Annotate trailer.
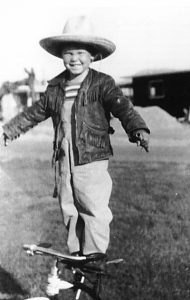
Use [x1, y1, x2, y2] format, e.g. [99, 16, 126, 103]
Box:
[118, 70, 190, 121]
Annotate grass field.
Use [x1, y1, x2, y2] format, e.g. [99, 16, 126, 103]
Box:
[0, 116, 190, 300]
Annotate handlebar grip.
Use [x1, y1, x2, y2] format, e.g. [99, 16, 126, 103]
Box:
[23, 244, 37, 251]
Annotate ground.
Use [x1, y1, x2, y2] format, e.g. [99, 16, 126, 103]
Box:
[0, 107, 190, 300]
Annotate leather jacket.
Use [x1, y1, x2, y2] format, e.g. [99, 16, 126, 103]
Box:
[3, 68, 150, 165]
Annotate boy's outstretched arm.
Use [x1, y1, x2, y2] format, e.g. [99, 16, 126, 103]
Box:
[111, 97, 150, 152]
[1, 91, 50, 143]
[103, 76, 150, 152]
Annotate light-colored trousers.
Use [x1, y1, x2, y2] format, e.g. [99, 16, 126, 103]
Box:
[58, 138, 113, 255]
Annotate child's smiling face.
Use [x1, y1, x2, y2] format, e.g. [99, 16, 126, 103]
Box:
[62, 45, 94, 78]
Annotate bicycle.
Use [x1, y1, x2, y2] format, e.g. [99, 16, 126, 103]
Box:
[23, 243, 124, 300]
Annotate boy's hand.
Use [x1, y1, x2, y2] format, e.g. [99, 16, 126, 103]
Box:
[0, 133, 10, 147]
[129, 129, 150, 152]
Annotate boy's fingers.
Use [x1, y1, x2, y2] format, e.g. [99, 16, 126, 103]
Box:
[136, 138, 149, 152]
[140, 139, 149, 152]
[0, 136, 5, 146]
[0, 133, 10, 147]
[4, 138, 8, 146]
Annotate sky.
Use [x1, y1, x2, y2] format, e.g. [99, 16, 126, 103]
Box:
[0, 0, 190, 84]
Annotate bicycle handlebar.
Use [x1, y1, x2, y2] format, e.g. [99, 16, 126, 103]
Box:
[23, 244, 124, 266]
[23, 244, 87, 261]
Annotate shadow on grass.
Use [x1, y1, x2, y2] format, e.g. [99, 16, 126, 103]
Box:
[0, 266, 28, 300]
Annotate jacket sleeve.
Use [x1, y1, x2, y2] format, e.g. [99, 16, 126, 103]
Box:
[102, 76, 150, 135]
[2, 90, 51, 140]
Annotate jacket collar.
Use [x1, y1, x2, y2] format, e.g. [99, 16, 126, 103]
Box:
[47, 68, 95, 88]
[47, 70, 67, 86]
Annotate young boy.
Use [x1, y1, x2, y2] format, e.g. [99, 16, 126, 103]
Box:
[1, 16, 150, 260]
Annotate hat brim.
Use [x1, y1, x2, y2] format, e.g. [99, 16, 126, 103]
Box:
[39, 35, 116, 61]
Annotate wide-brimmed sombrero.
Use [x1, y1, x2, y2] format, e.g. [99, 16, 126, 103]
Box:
[39, 16, 116, 61]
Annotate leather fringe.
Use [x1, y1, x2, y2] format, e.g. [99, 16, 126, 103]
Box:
[81, 124, 106, 149]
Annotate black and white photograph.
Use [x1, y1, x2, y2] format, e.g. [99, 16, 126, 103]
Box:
[0, 0, 190, 299]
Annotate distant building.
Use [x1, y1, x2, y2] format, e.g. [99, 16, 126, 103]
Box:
[117, 70, 190, 121]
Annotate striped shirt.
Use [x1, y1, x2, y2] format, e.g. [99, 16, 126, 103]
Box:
[61, 83, 81, 134]
[64, 84, 81, 101]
